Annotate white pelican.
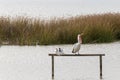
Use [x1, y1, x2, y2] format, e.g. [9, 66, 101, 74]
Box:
[72, 33, 83, 54]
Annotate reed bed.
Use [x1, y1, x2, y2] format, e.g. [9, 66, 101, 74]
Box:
[0, 13, 120, 45]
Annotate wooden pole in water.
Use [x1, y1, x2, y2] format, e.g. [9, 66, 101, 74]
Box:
[100, 55, 102, 79]
[52, 56, 54, 80]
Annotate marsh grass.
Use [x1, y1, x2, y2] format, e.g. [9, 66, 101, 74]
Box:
[0, 13, 120, 45]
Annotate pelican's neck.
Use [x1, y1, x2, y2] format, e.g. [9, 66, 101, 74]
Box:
[78, 36, 82, 43]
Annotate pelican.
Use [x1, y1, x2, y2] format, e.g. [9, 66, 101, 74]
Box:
[72, 33, 83, 54]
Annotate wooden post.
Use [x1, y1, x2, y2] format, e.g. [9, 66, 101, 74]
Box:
[52, 56, 54, 80]
[100, 55, 102, 79]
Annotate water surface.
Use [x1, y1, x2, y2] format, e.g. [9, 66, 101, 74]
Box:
[0, 42, 120, 80]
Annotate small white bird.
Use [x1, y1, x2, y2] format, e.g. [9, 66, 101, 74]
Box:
[72, 33, 83, 54]
[55, 48, 64, 54]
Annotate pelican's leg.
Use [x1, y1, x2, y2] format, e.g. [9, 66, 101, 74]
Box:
[78, 51, 79, 54]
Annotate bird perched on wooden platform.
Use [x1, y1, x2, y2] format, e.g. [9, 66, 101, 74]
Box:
[72, 33, 84, 54]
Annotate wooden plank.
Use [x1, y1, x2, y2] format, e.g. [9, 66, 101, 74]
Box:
[49, 54, 105, 56]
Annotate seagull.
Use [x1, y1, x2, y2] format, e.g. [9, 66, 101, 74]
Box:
[72, 33, 83, 54]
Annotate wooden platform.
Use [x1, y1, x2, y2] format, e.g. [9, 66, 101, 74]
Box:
[49, 53, 105, 56]
[49, 53, 105, 80]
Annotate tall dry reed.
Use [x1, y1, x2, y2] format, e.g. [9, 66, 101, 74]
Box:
[0, 13, 120, 45]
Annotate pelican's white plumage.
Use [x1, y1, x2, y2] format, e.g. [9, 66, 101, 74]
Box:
[72, 34, 83, 54]
[72, 43, 81, 53]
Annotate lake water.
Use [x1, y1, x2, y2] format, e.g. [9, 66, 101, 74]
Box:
[0, 42, 120, 80]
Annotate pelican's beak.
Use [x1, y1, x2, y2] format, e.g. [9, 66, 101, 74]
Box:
[80, 33, 84, 36]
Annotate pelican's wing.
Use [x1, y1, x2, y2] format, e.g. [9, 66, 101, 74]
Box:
[72, 43, 81, 53]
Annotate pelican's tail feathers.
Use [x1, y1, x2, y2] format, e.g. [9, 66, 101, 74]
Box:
[72, 49, 74, 53]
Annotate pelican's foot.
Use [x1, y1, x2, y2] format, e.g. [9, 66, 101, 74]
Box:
[75, 53, 78, 55]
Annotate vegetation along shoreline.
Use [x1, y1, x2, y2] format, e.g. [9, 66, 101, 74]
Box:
[0, 13, 120, 45]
